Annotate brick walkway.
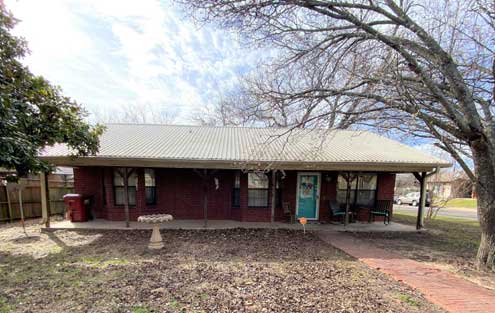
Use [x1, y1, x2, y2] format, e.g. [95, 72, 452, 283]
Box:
[317, 231, 495, 313]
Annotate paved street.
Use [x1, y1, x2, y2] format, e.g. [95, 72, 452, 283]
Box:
[394, 204, 478, 221]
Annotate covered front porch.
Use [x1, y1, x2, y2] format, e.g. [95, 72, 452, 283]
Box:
[44, 218, 418, 232]
[38, 166, 431, 231]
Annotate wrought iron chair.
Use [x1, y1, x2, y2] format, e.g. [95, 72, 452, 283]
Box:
[329, 200, 355, 223]
[368, 200, 393, 224]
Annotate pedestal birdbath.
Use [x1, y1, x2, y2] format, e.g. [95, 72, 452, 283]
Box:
[137, 214, 173, 249]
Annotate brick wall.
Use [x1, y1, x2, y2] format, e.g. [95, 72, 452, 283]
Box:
[377, 173, 396, 201]
[75, 167, 238, 221]
[73, 167, 396, 223]
[375, 172, 396, 220]
[73, 167, 104, 218]
[319, 172, 338, 220]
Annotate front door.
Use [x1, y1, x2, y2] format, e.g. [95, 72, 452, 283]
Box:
[296, 172, 321, 220]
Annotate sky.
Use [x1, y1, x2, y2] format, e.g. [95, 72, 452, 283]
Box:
[5, 0, 262, 123]
[2, 0, 464, 167]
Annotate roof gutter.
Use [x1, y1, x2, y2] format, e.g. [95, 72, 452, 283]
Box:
[39, 156, 451, 173]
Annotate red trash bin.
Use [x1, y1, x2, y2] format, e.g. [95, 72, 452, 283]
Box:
[63, 194, 88, 222]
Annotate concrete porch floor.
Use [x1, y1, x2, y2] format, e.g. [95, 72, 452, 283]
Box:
[45, 219, 418, 232]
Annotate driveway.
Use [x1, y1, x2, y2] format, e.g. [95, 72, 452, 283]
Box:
[394, 204, 478, 221]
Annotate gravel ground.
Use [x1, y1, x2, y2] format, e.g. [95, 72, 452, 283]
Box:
[0, 220, 443, 313]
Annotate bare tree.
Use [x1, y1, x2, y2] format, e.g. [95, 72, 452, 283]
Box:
[191, 88, 257, 126]
[198, 53, 380, 128]
[178, 0, 495, 269]
[91, 103, 177, 124]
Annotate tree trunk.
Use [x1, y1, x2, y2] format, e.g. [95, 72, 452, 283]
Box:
[472, 139, 495, 270]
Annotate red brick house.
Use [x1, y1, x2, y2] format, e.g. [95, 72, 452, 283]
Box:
[41, 124, 450, 224]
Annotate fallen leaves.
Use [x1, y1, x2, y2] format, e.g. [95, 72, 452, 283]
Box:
[0, 223, 443, 312]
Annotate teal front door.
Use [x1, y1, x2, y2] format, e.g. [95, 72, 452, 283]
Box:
[296, 173, 320, 220]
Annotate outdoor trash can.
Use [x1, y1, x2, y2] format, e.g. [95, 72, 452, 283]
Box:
[63, 194, 88, 222]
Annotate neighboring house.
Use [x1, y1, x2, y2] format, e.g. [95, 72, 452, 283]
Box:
[40, 124, 450, 223]
[427, 170, 473, 200]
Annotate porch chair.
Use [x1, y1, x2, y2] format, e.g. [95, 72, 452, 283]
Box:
[329, 200, 354, 224]
[368, 200, 393, 225]
[283, 202, 296, 224]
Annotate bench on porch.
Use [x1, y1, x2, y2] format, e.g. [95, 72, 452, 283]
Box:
[328, 200, 393, 224]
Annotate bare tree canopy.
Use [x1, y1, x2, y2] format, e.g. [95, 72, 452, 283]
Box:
[91, 103, 176, 125]
[177, 0, 495, 269]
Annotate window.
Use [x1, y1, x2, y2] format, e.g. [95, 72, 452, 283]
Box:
[337, 175, 357, 204]
[113, 168, 137, 206]
[337, 174, 377, 207]
[232, 171, 240, 207]
[145, 169, 156, 205]
[356, 174, 377, 206]
[248, 172, 269, 207]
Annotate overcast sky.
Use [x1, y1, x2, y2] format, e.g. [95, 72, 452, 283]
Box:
[5, 0, 262, 123]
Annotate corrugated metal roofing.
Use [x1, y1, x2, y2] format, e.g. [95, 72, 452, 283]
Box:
[42, 124, 450, 169]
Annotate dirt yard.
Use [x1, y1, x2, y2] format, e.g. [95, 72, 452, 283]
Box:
[0, 220, 442, 313]
[350, 214, 495, 291]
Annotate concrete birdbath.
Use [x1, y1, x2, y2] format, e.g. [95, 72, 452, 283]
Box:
[137, 214, 173, 249]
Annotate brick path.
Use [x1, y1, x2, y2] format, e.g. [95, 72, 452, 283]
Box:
[317, 231, 495, 313]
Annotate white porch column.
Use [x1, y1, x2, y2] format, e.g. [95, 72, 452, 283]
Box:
[413, 172, 427, 230]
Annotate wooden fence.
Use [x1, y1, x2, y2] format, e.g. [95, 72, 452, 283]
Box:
[0, 174, 74, 222]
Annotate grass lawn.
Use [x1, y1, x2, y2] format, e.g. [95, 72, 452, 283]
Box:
[0, 221, 442, 313]
[442, 198, 477, 209]
[351, 213, 495, 291]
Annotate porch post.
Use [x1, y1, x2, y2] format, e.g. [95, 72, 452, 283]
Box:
[413, 172, 427, 230]
[270, 170, 276, 223]
[344, 172, 352, 226]
[123, 167, 130, 228]
[40, 171, 51, 228]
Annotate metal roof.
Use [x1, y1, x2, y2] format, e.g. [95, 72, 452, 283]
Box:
[41, 124, 451, 172]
